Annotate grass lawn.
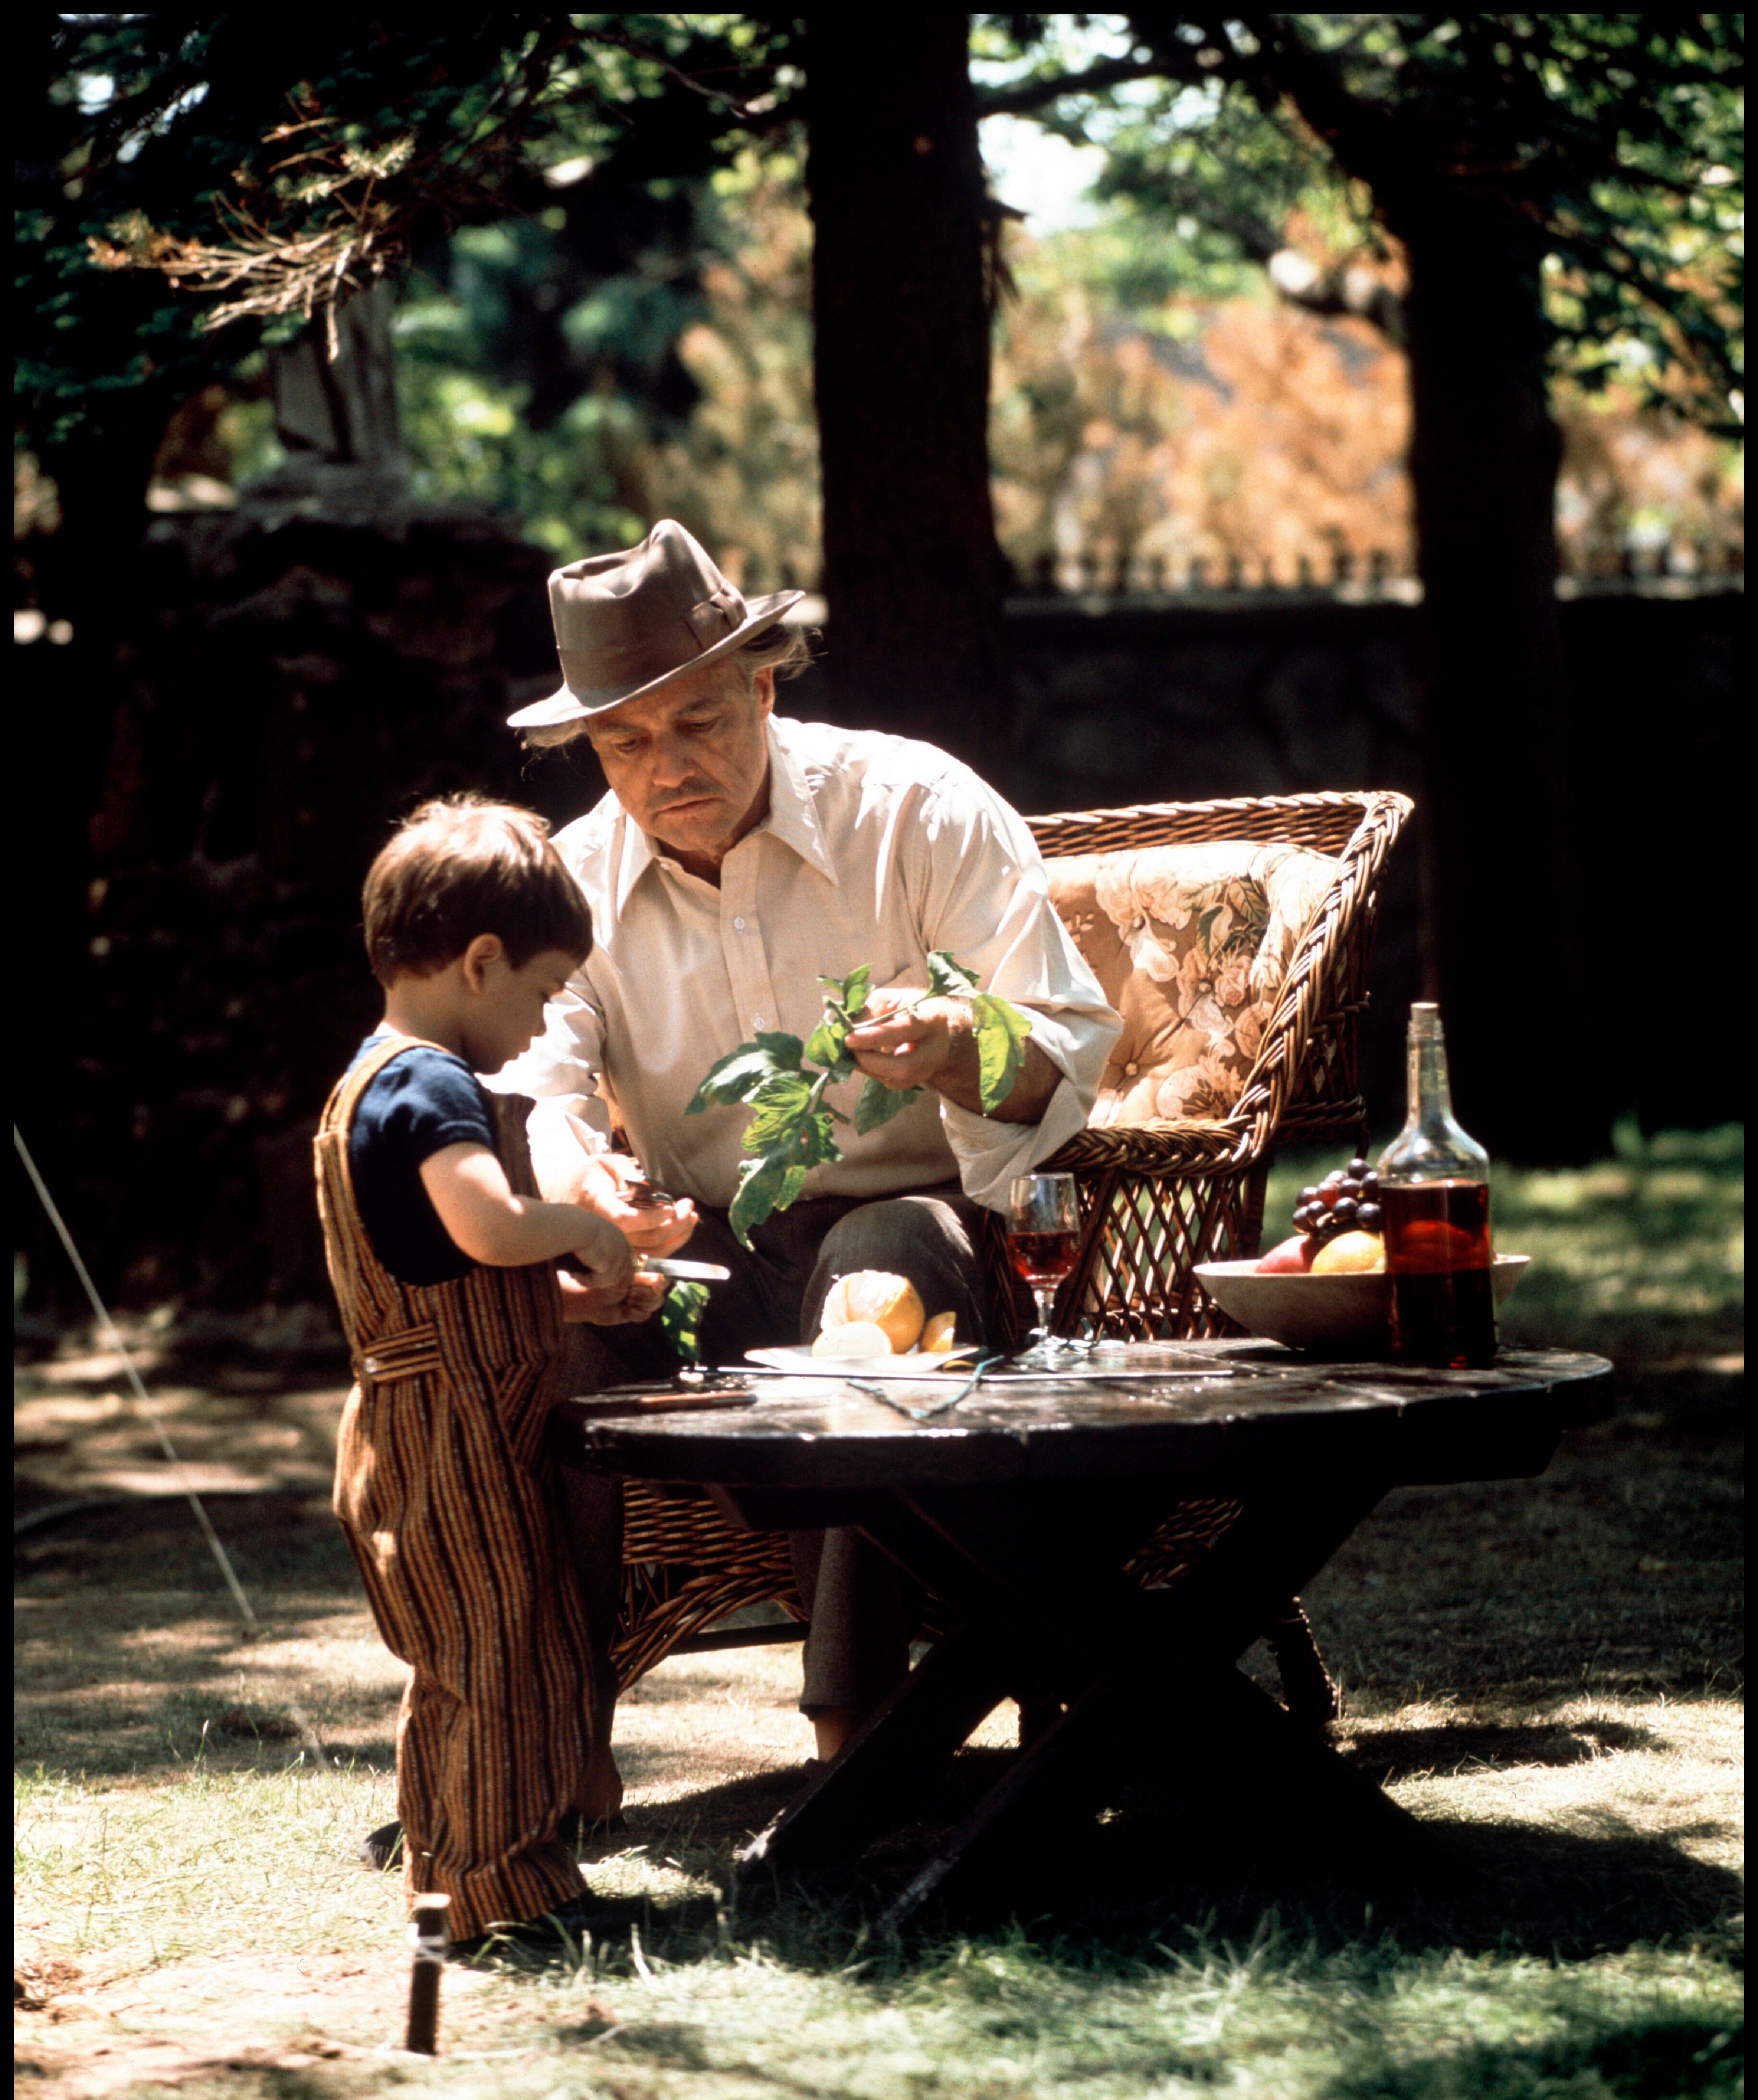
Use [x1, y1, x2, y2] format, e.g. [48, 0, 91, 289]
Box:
[14, 1126, 1743, 2098]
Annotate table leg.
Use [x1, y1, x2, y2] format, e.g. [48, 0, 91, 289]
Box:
[739, 1620, 1018, 1881]
[882, 1628, 1431, 1930]
[867, 1475, 1433, 1923]
[740, 1473, 1429, 1919]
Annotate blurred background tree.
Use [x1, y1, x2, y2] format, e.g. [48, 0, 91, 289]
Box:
[22, 15, 1739, 653]
[976, 12, 1743, 1157]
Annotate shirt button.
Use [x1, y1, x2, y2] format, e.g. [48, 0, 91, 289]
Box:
[752, 1013, 765, 1029]
[733, 916, 746, 931]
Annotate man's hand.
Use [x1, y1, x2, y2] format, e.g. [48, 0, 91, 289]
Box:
[845, 993, 1062, 1124]
[844, 994, 970, 1092]
[558, 1268, 669, 1326]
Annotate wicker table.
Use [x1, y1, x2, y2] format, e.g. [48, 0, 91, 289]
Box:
[559, 1339, 1611, 1923]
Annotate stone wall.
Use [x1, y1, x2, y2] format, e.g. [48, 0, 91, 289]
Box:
[980, 588, 1742, 1145]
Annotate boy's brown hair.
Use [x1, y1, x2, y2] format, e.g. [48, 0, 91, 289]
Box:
[362, 796, 592, 986]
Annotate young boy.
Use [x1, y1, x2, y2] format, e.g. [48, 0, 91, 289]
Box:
[315, 795, 659, 1957]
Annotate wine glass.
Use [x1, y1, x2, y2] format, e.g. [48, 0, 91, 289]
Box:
[1007, 1173, 1082, 1367]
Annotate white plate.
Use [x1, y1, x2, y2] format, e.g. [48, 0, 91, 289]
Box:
[745, 1345, 974, 1378]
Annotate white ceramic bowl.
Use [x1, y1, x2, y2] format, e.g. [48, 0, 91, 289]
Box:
[1192, 1254, 1530, 1355]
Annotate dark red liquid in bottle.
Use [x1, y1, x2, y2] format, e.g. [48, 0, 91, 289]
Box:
[1382, 1180, 1496, 1367]
[1007, 1229, 1078, 1284]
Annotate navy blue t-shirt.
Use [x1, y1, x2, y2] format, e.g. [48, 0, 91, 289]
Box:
[345, 1038, 499, 1286]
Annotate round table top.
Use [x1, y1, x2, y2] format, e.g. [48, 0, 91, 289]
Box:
[564, 1340, 1611, 1493]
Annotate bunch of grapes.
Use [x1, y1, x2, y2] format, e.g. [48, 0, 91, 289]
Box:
[1294, 1156, 1383, 1243]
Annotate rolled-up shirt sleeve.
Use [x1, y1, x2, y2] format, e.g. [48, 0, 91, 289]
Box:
[907, 770, 1122, 1209]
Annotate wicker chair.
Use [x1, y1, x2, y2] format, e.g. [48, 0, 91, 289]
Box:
[986, 789, 1413, 1347]
[608, 789, 1412, 1702]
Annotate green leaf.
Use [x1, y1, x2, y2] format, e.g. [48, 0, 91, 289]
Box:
[727, 1088, 845, 1245]
[969, 992, 1035, 1114]
[926, 950, 979, 998]
[805, 965, 872, 1080]
[841, 964, 872, 1018]
[730, 1149, 811, 1247]
[1196, 905, 1222, 951]
[686, 1032, 804, 1114]
[742, 1071, 816, 1149]
[855, 1075, 923, 1134]
[658, 1279, 710, 1364]
[803, 1015, 854, 1080]
[793, 1106, 843, 1171]
[817, 964, 872, 1019]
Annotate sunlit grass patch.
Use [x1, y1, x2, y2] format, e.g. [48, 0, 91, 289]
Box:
[15, 1130, 1742, 2097]
[14, 1690, 1744, 2097]
[14, 1759, 400, 1973]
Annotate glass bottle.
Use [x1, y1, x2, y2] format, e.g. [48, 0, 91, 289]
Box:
[1376, 1003, 1497, 1367]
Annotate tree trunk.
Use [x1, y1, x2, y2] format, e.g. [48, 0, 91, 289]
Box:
[1399, 202, 1606, 1161]
[805, 12, 1012, 764]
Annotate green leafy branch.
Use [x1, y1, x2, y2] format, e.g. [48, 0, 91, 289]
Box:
[659, 1279, 710, 1364]
[686, 953, 1036, 1246]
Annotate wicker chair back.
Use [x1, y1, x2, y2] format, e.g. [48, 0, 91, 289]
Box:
[981, 790, 1412, 1347]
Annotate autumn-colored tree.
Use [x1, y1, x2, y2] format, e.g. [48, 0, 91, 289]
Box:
[985, 13, 1743, 1157]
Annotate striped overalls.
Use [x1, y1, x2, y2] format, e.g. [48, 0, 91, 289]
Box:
[315, 1036, 602, 1938]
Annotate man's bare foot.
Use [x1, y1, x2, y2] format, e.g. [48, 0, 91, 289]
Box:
[811, 1708, 867, 1762]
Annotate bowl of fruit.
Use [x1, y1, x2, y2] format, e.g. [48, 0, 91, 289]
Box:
[1194, 1157, 1529, 1355]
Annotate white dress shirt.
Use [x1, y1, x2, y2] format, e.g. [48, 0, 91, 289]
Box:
[489, 716, 1122, 1212]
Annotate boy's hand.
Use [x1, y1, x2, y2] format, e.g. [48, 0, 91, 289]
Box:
[568, 1211, 636, 1293]
[535, 1136, 698, 1255]
[586, 1157, 699, 1256]
[558, 1268, 668, 1326]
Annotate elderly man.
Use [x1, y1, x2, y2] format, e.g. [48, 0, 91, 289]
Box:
[493, 520, 1119, 1760]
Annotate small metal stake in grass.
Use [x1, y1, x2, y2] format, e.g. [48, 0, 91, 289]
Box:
[404, 1892, 450, 2055]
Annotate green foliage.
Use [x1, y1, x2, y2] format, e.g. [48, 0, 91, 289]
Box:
[17, 16, 803, 494]
[686, 956, 1034, 1246]
[979, 15, 1744, 432]
[854, 1073, 920, 1137]
[658, 1277, 710, 1364]
[969, 991, 1035, 1112]
[692, 1031, 805, 1109]
[926, 951, 980, 998]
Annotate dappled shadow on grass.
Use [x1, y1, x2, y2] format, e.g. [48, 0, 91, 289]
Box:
[1344, 1715, 1661, 1782]
[551, 1809, 1743, 2100]
[1318, 2014, 1744, 2100]
[620, 1742, 1742, 1981]
[913, 1798, 1743, 1970]
[599, 1760, 817, 1862]
[12, 1484, 361, 1598]
[13, 1489, 389, 1781]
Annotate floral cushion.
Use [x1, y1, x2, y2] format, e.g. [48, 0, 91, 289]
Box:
[1047, 841, 1341, 1125]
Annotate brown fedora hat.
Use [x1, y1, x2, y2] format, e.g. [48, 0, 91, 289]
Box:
[506, 519, 803, 730]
